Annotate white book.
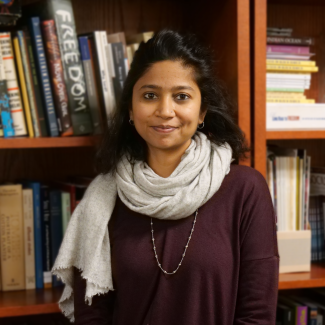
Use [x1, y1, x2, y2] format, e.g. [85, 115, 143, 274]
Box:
[100, 31, 116, 120]
[23, 189, 36, 290]
[267, 158, 274, 205]
[267, 103, 325, 130]
[267, 72, 311, 80]
[267, 53, 314, 60]
[0, 32, 27, 136]
[276, 157, 283, 231]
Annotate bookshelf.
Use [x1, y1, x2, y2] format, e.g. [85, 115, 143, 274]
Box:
[252, 0, 325, 302]
[1, 0, 251, 320]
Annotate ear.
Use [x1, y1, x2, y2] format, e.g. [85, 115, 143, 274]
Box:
[129, 110, 134, 120]
[198, 109, 207, 124]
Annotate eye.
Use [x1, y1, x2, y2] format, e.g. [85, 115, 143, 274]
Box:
[175, 93, 190, 100]
[144, 92, 158, 100]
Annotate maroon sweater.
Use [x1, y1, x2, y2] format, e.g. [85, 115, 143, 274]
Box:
[73, 165, 279, 325]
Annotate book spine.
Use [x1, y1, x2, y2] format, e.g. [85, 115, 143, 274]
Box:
[41, 19, 73, 136]
[267, 99, 315, 104]
[23, 189, 36, 290]
[98, 31, 116, 121]
[24, 27, 48, 137]
[297, 306, 308, 325]
[267, 64, 318, 72]
[50, 1, 93, 135]
[40, 185, 52, 288]
[49, 190, 63, 287]
[267, 36, 314, 46]
[266, 59, 315, 67]
[27, 182, 43, 289]
[17, 30, 41, 137]
[111, 42, 126, 105]
[0, 185, 25, 291]
[13, 36, 35, 138]
[78, 36, 103, 134]
[0, 80, 14, 137]
[266, 45, 310, 54]
[266, 88, 305, 92]
[61, 192, 71, 234]
[29, 17, 59, 137]
[0, 32, 27, 137]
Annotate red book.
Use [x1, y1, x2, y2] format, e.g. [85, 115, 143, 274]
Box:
[41, 19, 73, 136]
[266, 44, 310, 55]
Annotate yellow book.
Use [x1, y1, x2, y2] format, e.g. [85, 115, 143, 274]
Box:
[267, 98, 315, 103]
[13, 37, 34, 138]
[267, 92, 306, 99]
[266, 59, 316, 66]
[267, 64, 318, 72]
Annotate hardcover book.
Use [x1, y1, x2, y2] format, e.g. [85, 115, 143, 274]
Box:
[42, 19, 72, 136]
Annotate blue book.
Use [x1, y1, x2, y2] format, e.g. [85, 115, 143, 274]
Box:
[29, 16, 59, 137]
[49, 190, 63, 287]
[40, 185, 52, 288]
[23, 182, 43, 289]
[0, 80, 14, 137]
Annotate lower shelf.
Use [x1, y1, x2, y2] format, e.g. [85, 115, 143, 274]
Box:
[2, 263, 325, 318]
[0, 286, 62, 318]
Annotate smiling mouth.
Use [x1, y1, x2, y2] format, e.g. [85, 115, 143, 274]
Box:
[151, 126, 178, 133]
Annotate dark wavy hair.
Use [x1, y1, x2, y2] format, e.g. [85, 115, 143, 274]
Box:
[95, 29, 249, 174]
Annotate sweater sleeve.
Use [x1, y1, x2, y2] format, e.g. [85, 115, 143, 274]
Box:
[73, 267, 116, 325]
[233, 170, 279, 325]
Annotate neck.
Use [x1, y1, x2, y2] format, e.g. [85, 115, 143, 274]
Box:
[147, 140, 191, 178]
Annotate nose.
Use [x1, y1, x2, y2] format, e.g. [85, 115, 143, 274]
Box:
[155, 95, 175, 119]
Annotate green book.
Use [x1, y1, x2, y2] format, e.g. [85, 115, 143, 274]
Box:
[61, 192, 71, 235]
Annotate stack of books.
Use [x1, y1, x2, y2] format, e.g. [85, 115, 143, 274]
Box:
[0, 177, 92, 291]
[0, 0, 153, 139]
[266, 27, 325, 131]
[266, 146, 311, 232]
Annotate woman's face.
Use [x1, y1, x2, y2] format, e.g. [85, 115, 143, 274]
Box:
[131, 60, 205, 154]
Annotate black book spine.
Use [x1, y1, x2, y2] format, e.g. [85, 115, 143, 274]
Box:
[49, 0, 93, 135]
[111, 42, 126, 105]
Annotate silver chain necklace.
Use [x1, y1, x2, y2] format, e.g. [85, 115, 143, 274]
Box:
[150, 209, 198, 275]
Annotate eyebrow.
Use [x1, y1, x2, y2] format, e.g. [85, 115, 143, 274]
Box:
[139, 84, 195, 91]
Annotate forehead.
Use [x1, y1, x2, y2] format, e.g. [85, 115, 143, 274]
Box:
[134, 60, 198, 89]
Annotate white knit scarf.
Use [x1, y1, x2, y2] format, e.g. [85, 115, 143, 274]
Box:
[52, 131, 233, 322]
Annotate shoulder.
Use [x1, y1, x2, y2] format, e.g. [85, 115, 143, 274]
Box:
[217, 164, 271, 205]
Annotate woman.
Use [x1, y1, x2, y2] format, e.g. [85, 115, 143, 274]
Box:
[52, 29, 279, 325]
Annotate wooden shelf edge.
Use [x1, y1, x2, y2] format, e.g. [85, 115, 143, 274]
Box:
[267, 130, 325, 140]
[278, 262, 325, 290]
[0, 136, 102, 149]
[0, 303, 60, 318]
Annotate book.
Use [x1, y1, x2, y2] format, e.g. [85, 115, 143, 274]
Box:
[22, 188, 36, 290]
[278, 295, 308, 325]
[61, 191, 71, 234]
[41, 19, 73, 136]
[267, 52, 314, 60]
[266, 103, 325, 130]
[0, 184, 25, 291]
[266, 59, 316, 66]
[126, 31, 154, 44]
[267, 88, 305, 93]
[267, 36, 314, 46]
[267, 99, 315, 104]
[23, 27, 48, 137]
[0, 32, 27, 137]
[49, 190, 63, 287]
[13, 36, 35, 138]
[24, 0, 94, 135]
[23, 181, 43, 289]
[17, 30, 41, 137]
[267, 45, 310, 55]
[40, 185, 52, 288]
[267, 64, 318, 72]
[78, 35, 103, 134]
[0, 41, 14, 138]
[29, 16, 59, 137]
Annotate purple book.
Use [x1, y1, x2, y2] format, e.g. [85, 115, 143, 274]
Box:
[266, 44, 310, 54]
[296, 306, 308, 325]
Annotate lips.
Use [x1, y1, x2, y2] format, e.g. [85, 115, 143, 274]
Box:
[152, 126, 178, 133]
